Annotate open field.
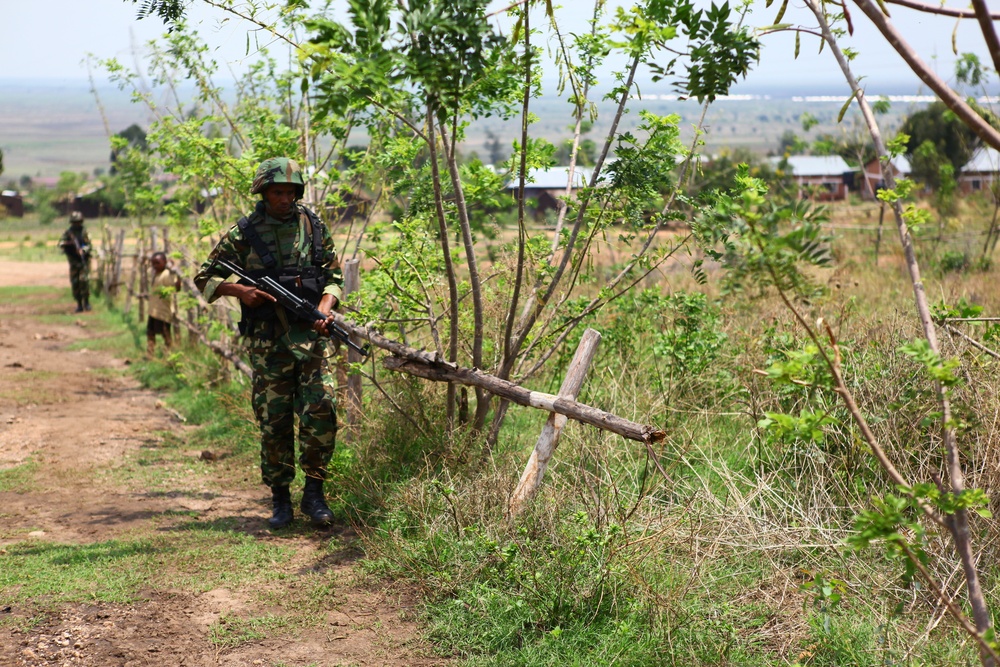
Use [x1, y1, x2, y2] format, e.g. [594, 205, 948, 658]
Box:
[0, 82, 154, 181]
[0, 80, 925, 182]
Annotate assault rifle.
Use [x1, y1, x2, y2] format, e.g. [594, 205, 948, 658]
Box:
[215, 258, 369, 357]
[60, 234, 88, 261]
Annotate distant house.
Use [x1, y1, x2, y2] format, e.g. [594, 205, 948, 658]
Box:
[861, 156, 911, 200]
[0, 190, 24, 217]
[770, 155, 853, 201]
[958, 147, 1000, 195]
[506, 166, 594, 218]
[55, 193, 113, 219]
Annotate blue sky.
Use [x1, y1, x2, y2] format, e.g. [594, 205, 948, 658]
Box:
[1, 0, 997, 97]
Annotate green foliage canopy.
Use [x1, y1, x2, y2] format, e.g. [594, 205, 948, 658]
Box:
[901, 101, 981, 187]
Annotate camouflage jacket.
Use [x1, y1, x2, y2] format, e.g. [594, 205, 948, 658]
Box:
[60, 226, 90, 262]
[194, 202, 343, 340]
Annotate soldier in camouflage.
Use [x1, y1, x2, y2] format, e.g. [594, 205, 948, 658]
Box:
[59, 211, 91, 312]
[194, 157, 343, 529]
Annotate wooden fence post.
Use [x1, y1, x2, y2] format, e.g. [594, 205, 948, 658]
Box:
[100, 226, 113, 298]
[111, 229, 126, 300]
[508, 328, 602, 518]
[137, 240, 148, 323]
[124, 231, 145, 318]
[343, 258, 362, 437]
[123, 250, 136, 315]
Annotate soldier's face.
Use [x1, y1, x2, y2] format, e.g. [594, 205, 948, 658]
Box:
[264, 183, 297, 217]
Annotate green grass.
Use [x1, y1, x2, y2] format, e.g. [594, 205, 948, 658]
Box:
[208, 612, 291, 648]
[0, 528, 297, 607]
[0, 241, 63, 262]
[97, 429, 224, 493]
[362, 502, 787, 666]
[0, 370, 60, 405]
[0, 538, 161, 606]
[0, 461, 39, 493]
[0, 285, 60, 302]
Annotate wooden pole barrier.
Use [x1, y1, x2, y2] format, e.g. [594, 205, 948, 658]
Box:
[123, 250, 137, 315]
[380, 356, 661, 443]
[508, 328, 601, 517]
[330, 313, 664, 444]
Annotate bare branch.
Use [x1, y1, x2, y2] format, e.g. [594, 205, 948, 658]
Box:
[330, 314, 665, 444]
[383, 356, 666, 445]
[970, 0, 1000, 76]
[944, 324, 1000, 360]
[885, 0, 1000, 20]
[486, 0, 529, 19]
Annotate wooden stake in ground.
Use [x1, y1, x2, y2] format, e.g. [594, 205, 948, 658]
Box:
[508, 328, 601, 517]
[343, 258, 363, 436]
[111, 229, 126, 299]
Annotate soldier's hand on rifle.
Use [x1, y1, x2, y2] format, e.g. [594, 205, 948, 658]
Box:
[240, 286, 277, 308]
[217, 283, 277, 308]
[312, 294, 339, 336]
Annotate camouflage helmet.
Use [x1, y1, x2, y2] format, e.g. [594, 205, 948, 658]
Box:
[69, 211, 84, 224]
[251, 157, 305, 199]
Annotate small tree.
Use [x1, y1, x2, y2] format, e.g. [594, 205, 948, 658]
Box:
[902, 101, 982, 187]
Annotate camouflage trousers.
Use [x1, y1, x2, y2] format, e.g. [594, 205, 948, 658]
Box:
[249, 337, 337, 488]
[68, 260, 90, 302]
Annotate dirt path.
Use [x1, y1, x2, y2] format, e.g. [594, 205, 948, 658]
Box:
[0, 261, 441, 667]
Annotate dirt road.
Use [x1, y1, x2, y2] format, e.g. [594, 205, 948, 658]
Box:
[0, 261, 440, 666]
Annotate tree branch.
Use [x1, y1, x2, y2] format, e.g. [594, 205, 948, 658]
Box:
[885, 0, 1000, 20]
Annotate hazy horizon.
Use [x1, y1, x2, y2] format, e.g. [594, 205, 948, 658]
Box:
[0, 75, 931, 182]
[0, 75, 953, 100]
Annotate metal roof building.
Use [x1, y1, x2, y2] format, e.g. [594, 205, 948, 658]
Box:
[506, 166, 594, 190]
[769, 155, 852, 176]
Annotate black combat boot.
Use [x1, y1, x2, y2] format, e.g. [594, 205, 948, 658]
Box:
[83, 298, 91, 312]
[268, 486, 293, 529]
[74, 299, 84, 313]
[300, 477, 333, 526]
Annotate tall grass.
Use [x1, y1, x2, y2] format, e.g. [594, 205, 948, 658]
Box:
[342, 197, 999, 664]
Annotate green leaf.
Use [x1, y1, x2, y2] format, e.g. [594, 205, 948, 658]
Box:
[774, 0, 789, 25]
[794, 31, 800, 59]
[837, 94, 854, 123]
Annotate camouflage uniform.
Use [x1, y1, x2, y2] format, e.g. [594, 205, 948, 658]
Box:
[194, 160, 343, 489]
[60, 213, 91, 309]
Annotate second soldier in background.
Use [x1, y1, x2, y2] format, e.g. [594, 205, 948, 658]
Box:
[60, 211, 91, 313]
